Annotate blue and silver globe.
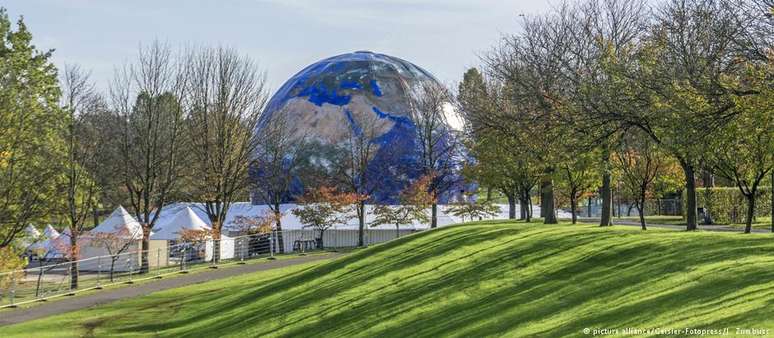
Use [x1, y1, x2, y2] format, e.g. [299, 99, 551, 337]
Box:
[254, 51, 461, 203]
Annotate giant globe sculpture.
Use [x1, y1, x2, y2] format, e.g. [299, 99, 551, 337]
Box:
[252, 51, 462, 204]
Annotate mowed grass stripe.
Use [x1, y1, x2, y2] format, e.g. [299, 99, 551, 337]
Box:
[2, 221, 774, 337]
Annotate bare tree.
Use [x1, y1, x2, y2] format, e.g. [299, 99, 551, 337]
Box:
[90, 229, 136, 282]
[334, 108, 389, 246]
[483, 13, 572, 224]
[251, 111, 306, 253]
[110, 41, 187, 273]
[411, 81, 462, 228]
[59, 64, 103, 289]
[182, 46, 268, 262]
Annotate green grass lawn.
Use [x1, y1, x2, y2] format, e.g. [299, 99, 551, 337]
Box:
[3, 221, 774, 337]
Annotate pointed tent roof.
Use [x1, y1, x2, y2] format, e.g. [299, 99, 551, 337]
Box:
[25, 224, 41, 238]
[151, 207, 211, 240]
[43, 224, 60, 239]
[90, 206, 143, 239]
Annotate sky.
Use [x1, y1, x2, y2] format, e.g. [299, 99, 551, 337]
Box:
[3, 0, 553, 93]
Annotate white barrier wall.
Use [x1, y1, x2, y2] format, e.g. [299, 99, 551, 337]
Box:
[275, 229, 418, 253]
[77, 240, 142, 272]
[205, 236, 236, 260]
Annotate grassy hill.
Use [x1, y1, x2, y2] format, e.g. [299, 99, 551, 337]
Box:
[3, 221, 774, 337]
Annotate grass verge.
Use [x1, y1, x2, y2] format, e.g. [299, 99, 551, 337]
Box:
[2, 221, 774, 337]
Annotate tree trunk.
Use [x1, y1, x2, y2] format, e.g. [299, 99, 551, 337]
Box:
[486, 187, 492, 202]
[744, 193, 755, 234]
[274, 202, 285, 254]
[110, 258, 117, 282]
[92, 206, 100, 228]
[527, 194, 533, 222]
[317, 229, 325, 249]
[507, 193, 516, 219]
[638, 192, 647, 230]
[657, 198, 662, 215]
[770, 171, 773, 233]
[702, 170, 715, 224]
[570, 195, 577, 224]
[140, 227, 150, 273]
[358, 202, 366, 246]
[600, 169, 613, 227]
[541, 176, 557, 224]
[431, 203, 438, 228]
[587, 196, 592, 217]
[616, 183, 622, 219]
[519, 196, 527, 220]
[69, 235, 78, 290]
[395, 224, 400, 238]
[682, 162, 698, 231]
[211, 225, 221, 263]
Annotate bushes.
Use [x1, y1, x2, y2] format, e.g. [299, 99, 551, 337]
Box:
[688, 187, 772, 224]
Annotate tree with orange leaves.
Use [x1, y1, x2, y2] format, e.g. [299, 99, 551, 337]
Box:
[371, 175, 435, 236]
[90, 227, 136, 282]
[613, 131, 680, 230]
[292, 186, 362, 249]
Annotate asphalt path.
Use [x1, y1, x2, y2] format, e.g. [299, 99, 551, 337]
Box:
[0, 253, 339, 326]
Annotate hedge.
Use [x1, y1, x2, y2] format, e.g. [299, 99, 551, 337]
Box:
[684, 187, 772, 224]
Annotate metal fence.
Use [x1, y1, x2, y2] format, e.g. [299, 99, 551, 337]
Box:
[0, 228, 419, 309]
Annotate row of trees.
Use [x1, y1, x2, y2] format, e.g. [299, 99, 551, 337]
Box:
[0, 8, 272, 288]
[0, 6, 468, 289]
[458, 0, 773, 233]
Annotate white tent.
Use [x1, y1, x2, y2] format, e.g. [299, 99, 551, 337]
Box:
[24, 224, 41, 238]
[78, 206, 144, 271]
[151, 207, 211, 240]
[43, 224, 60, 239]
[89, 206, 143, 239]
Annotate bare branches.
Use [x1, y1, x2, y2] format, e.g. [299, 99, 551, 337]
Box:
[109, 41, 187, 272]
[181, 46, 269, 248]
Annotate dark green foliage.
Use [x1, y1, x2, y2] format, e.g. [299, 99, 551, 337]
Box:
[690, 187, 772, 224]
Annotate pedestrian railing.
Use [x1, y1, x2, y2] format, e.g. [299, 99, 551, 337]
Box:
[0, 228, 420, 309]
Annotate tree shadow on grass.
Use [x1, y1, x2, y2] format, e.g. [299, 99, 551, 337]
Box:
[103, 223, 774, 338]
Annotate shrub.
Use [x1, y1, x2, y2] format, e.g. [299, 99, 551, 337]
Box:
[685, 187, 772, 224]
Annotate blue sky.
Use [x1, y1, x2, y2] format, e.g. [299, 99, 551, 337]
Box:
[4, 0, 551, 92]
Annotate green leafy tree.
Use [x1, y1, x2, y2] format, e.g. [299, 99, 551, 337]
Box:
[556, 151, 600, 224]
[630, 0, 751, 230]
[613, 131, 680, 230]
[445, 192, 502, 223]
[0, 9, 64, 248]
[710, 60, 774, 233]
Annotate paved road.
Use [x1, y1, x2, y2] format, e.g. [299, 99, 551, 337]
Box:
[0, 253, 340, 326]
[578, 218, 770, 233]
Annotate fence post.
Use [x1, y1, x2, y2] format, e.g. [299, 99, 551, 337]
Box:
[37, 266, 44, 299]
[180, 247, 187, 273]
[238, 237, 246, 264]
[268, 231, 275, 260]
[126, 257, 134, 284]
[9, 273, 16, 308]
[96, 257, 103, 289]
[66, 262, 75, 296]
[155, 248, 162, 279]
